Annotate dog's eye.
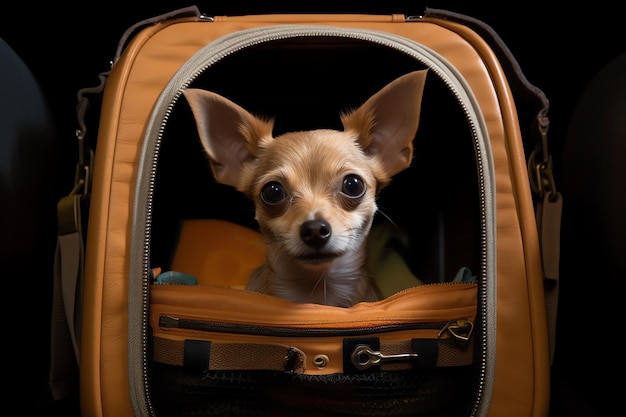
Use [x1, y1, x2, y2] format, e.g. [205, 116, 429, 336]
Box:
[341, 174, 366, 198]
[260, 181, 287, 205]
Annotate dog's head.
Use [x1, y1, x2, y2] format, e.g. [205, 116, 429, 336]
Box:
[183, 70, 427, 265]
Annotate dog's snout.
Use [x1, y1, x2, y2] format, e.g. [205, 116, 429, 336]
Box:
[300, 220, 332, 247]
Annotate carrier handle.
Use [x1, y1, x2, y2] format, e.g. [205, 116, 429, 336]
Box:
[422, 8, 555, 195]
[113, 5, 203, 63]
[423, 8, 550, 137]
[209, 13, 407, 23]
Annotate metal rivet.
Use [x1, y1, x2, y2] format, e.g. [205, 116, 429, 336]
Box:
[313, 354, 329, 369]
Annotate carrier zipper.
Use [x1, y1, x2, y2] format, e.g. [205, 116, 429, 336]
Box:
[131, 22, 496, 417]
[159, 314, 470, 338]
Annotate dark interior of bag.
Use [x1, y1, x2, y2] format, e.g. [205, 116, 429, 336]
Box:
[151, 36, 481, 288]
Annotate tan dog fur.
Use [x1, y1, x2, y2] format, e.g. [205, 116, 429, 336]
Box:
[183, 70, 427, 307]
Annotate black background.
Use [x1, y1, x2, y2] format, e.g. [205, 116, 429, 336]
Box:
[1, 2, 623, 416]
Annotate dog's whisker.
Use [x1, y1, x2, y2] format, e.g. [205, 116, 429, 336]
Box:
[375, 209, 399, 230]
[310, 272, 327, 300]
[247, 236, 269, 251]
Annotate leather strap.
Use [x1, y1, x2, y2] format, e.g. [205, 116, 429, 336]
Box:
[153, 334, 474, 374]
[153, 337, 307, 373]
[537, 191, 562, 364]
[49, 192, 84, 400]
[113, 5, 201, 63]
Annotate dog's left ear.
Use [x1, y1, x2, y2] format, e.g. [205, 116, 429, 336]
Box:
[341, 70, 427, 177]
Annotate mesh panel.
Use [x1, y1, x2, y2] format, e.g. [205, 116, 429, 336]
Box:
[150, 363, 475, 417]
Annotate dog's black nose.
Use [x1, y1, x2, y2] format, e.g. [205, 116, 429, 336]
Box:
[300, 220, 332, 247]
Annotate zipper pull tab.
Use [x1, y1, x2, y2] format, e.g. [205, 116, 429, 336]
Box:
[159, 315, 180, 328]
[350, 344, 420, 370]
[438, 319, 474, 342]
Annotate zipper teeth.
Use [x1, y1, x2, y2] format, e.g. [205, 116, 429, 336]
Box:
[161, 315, 450, 337]
[134, 24, 495, 417]
[142, 126, 160, 417]
[475, 134, 488, 417]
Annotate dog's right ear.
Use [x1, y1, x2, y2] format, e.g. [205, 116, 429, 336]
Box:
[183, 89, 274, 188]
[341, 70, 427, 178]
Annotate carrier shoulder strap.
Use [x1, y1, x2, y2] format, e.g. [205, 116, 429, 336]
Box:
[48, 73, 103, 399]
[425, 8, 562, 363]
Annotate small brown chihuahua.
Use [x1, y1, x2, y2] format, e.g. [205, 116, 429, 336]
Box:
[183, 70, 427, 307]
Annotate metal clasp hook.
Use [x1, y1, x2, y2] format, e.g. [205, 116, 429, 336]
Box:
[350, 345, 419, 370]
[528, 122, 558, 202]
